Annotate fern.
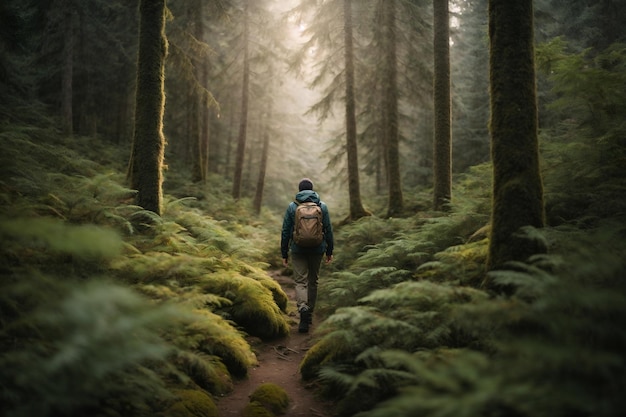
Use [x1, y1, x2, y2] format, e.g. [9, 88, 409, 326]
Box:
[170, 308, 257, 378]
[319, 267, 413, 314]
[418, 238, 488, 287]
[352, 247, 626, 417]
[198, 270, 290, 340]
[171, 350, 234, 395]
[1, 217, 123, 259]
[112, 252, 289, 339]
[0, 278, 184, 417]
[300, 282, 488, 390]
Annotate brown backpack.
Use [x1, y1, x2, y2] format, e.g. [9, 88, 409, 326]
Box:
[293, 202, 324, 247]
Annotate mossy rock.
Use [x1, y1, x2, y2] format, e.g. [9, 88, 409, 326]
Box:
[244, 383, 290, 416]
[200, 270, 290, 340]
[161, 389, 218, 417]
[242, 401, 274, 417]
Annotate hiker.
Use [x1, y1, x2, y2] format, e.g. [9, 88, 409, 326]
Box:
[281, 178, 334, 333]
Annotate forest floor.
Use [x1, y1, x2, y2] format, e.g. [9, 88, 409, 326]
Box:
[216, 270, 334, 417]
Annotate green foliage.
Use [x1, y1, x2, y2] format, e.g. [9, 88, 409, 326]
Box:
[244, 383, 290, 416]
[170, 308, 257, 379]
[161, 389, 218, 417]
[305, 217, 626, 417]
[300, 282, 487, 389]
[112, 252, 289, 340]
[1, 217, 123, 260]
[242, 401, 274, 417]
[417, 239, 488, 287]
[0, 124, 293, 416]
[536, 40, 626, 223]
[170, 351, 234, 395]
[353, 251, 626, 417]
[301, 117, 625, 416]
[319, 203, 489, 315]
[0, 276, 183, 417]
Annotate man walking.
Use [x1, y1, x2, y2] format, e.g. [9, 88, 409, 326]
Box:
[281, 178, 334, 333]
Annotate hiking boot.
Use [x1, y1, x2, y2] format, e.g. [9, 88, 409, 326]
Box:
[298, 309, 311, 333]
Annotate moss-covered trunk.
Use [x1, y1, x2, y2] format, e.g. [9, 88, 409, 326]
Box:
[487, 0, 545, 270]
[344, 0, 369, 221]
[128, 0, 167, 215]
[433, 0, 451, 211]
[383, 0, 403, 218]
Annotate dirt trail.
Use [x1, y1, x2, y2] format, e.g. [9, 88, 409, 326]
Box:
[216, 271, 333, 417]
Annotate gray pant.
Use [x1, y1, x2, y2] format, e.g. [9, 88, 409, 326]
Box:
[291, 252, 324, 312]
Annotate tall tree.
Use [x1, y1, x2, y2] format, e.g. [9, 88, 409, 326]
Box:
[382, 0, 403, 217]
[487, 0, 545, 270]
[191, 3, 210, 184]
[450, 0, 490, 172]
[232, 0, 250, 200]
[128, 0, 168, 215]
[433, 0, 451, 210]
[61, 6, 74, 136]
[253, 106, 272, 215]
[343, 0, 369, 221]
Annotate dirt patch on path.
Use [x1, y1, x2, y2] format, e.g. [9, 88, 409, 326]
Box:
[216, 271, 333, 417]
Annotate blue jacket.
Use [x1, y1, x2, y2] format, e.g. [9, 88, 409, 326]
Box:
[281, 190, 334, 259]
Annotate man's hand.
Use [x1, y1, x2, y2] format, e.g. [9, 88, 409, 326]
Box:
[282, 258, 289, 268]
[325, 255, 333, 264]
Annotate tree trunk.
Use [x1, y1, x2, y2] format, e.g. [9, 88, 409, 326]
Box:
[232, 0, 250, 200]
[128, 0, 168, 215]
[343, 0, 369, 221]
[61, 8, 74, 136]
[192, 4, 209, 183]
[190, 81, 202, 182]
[487, 0, 545, 271]
[253, 109, 271, 215]
[383, 0, 403, 218]
[200, 61, 210, 181]
[223, 95, 236, 176]
[433, 0, 452, 211]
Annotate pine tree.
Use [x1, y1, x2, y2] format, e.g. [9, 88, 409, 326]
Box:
[343, 0, 370, 221]
[128, 0, 168, 215]
[232, 0, 251, 200]
[433, 0, 451, 211]
[486, 0, 545, 271]
[381, 0, 403, 217]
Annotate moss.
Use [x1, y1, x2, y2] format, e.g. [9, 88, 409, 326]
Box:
[161, 389, 218, 417]
[242, 401, 274, 417]
[248, 383, 289, 415]
[300, 332, 354, 381]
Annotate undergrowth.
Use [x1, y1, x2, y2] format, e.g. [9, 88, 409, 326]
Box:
[295, 41, 626, 417]
[0, 127, 289, 417]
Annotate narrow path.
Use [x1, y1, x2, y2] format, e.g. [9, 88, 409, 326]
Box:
[216, 271, 333, 417]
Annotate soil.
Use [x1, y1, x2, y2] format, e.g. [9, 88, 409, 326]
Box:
[216, 271, 334, 417]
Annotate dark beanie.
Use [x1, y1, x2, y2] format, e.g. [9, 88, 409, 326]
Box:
[298, 178, 314, 191]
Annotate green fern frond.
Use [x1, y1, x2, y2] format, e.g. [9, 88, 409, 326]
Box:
[198, 270, 289, 340]
[0, 279, 184, 417]
[174, 308, 257, 378]
[235, 262, 289, 311]
[171, 350, 234, 395]
[319, 267, 413, 314]
[423, 239, 488, 286]
[137, 284, 232, 309]
[0, 217, 123, 261]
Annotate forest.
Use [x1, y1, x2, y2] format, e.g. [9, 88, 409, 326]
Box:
[1, 0, 625, 416]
